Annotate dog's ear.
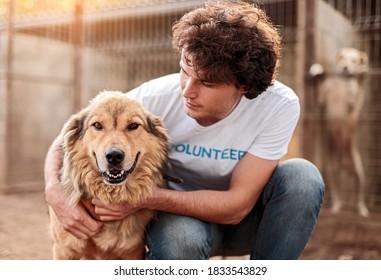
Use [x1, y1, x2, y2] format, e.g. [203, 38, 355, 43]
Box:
[359, 51, 369, 74]
[60, 108, 89, 205]
[335, 49, 344, 61]
[61, 108, 88, 150]
[146, 115, 169, 144]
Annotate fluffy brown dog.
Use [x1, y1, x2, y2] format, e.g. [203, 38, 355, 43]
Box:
[49, 91, 169, 259]
[310, 48, 369, 216]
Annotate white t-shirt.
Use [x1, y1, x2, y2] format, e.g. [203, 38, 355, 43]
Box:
[127, 73, 300, 191]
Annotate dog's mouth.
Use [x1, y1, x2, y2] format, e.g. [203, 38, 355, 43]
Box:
[100, 152, 140, 185]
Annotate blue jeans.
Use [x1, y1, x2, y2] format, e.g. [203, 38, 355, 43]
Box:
[145, 158, 325, 260]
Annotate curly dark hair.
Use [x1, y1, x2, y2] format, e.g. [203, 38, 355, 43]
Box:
[172, 0, 282, 99]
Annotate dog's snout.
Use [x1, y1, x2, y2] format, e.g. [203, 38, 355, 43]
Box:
[105, 148, 125, 166]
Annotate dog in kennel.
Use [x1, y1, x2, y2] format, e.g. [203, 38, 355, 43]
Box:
[309, 47, 369, 217]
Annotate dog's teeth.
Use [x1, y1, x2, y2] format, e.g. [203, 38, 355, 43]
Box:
[103, 169, 126, 182]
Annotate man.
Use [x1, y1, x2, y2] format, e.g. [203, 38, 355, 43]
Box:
[45, 0, 324, 259]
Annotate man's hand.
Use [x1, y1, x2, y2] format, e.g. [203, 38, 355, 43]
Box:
[92, 198, 141, 222]
[46, 181, 103, 239]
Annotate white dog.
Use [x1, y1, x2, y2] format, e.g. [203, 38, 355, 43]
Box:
[310, 48, 369, 217]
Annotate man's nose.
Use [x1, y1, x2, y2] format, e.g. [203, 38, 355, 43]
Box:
[182, 77, 198, 99]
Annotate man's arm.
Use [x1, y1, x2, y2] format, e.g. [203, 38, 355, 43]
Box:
[94, 153, 278, 225]
[44, 135, 103, 239]
[148, 153, 278, 224]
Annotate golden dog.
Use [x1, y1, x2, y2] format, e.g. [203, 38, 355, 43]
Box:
[310, 48, 369, 216]
[49, 91, 169, 259]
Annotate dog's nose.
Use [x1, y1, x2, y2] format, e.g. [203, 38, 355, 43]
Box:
[105, 148, 125, 166]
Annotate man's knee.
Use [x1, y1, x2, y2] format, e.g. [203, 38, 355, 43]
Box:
[146, 214, 211, 260]
[278, 158, 324, 194]
[270, 158, 325, 211]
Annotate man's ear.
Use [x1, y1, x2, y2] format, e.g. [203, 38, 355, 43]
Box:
[238, 85, 248, 96]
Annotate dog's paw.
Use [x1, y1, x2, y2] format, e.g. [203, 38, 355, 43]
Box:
[358, 203, 369, 217]
[309, 63, 325, 77]
[331, 201, 341, 214]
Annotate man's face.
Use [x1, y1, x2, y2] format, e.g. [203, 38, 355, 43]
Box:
[179, 51, 245, 126]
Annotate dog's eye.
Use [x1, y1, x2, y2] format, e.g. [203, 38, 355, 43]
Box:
[127, 122, 139, 131]
[92, 122, 103, 130]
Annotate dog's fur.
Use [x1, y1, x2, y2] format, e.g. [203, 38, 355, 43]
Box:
[310, 48, 369, 216]
[49, 91, 169, 259]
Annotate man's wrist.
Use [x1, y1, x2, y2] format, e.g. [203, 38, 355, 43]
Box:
[142, 187, 166, 211]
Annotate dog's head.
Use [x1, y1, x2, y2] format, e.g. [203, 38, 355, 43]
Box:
[335, 48, 368, 76]
[60, 91, 169, 204]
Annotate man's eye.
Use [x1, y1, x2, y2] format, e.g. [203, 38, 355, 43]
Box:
[92, 122, 103, 130]
[201, 81, 216, 87]
[127, 123, 139, 131]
